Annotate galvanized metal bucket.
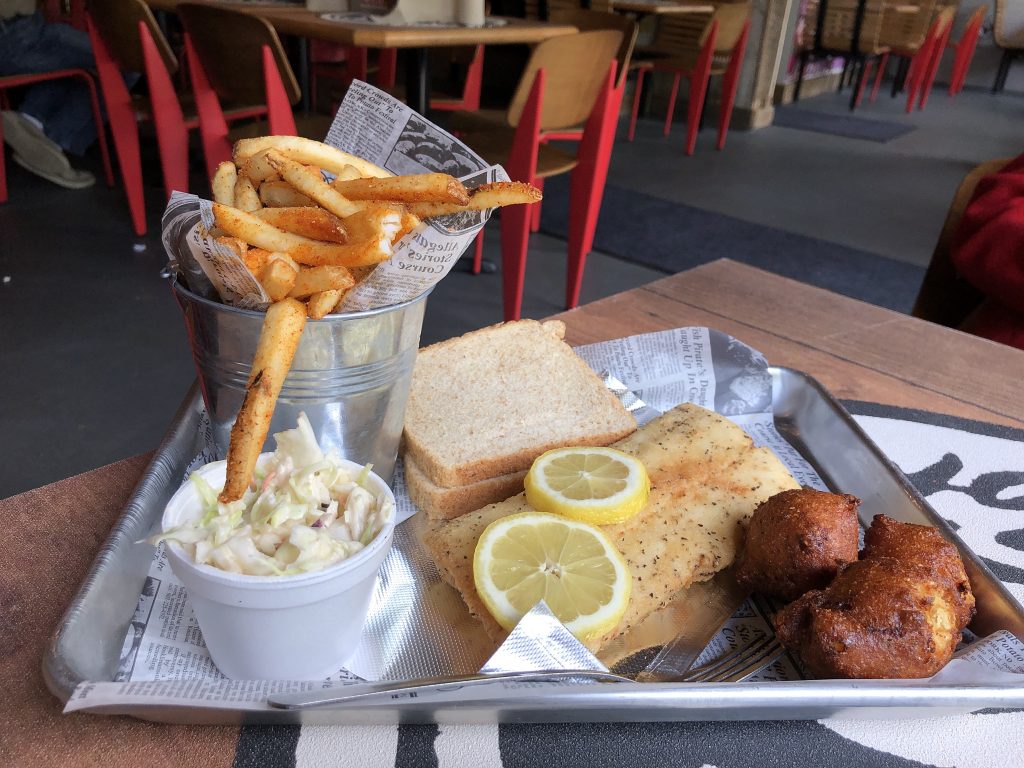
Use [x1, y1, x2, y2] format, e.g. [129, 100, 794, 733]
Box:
[171, 280, 429, 485]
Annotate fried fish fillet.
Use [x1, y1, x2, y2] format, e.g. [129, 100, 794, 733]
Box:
[422, 403, 799, 650]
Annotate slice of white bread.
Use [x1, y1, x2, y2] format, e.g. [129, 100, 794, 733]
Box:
[405, 454, 527, 521]
[403, 319, 637, 488]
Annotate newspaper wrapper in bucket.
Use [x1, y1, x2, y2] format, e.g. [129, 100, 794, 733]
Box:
[161, 81, 510, 479]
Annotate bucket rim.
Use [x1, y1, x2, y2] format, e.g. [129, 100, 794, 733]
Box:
[171, 276, 432, 323]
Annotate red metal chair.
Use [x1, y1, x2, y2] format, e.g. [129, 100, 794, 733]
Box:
[87, 0, 193, 235]
[452, 30, 624, 319]
[628, 3, 750, 155]
[429, 46, 485, 112]
[948, 6, 987, 96]
[869, 4, 955, 112]
[310, 44, 397, 110]
[177, 3, 301, 181]
[0, 70, 113, 203]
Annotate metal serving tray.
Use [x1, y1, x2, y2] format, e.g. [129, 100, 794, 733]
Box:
[43, 368, 1024, 724]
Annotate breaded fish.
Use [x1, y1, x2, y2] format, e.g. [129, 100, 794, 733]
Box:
[423, 403, 799, 650]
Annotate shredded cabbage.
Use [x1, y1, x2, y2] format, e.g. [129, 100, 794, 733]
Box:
[153, 413, 393, 576]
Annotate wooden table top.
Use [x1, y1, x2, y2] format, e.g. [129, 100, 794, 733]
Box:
[613, 0, 715, 14]
[146, 0, 577, 47]
[7, 258, 1024, 766]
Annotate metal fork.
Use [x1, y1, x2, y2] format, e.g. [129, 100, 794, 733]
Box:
[677, 633, 785, 683]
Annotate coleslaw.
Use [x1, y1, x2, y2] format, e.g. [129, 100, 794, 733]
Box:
[154, 413, 394, 576]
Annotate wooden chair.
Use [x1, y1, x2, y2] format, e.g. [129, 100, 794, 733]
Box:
[993, 0, 1024, 92]
[87, 0, 193, 234]
[912, 158, 1010, 328]
[948, 5, 987, 96]
[795, 0, 893, 110]
[867, 0, 938, 109]
[177, 3, 310, 182]
[627, 2, 751, 155]
[450, 30, 624, 319]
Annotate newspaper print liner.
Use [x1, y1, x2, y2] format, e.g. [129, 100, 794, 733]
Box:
[108, 328, 1024, 702]
[162, 80, 509, 313]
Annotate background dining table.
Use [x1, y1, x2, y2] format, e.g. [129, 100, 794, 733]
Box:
[4, 259, 1023, 767]
[144, 0, 577, 113]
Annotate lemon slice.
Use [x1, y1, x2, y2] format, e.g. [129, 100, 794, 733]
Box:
[524, 447, 650, 525]
[473, 511, 632, 639]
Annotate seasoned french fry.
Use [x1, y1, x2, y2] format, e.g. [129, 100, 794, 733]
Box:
[334, 164, 362, 183]
[215, 235, 248, 258]
[242, 247, 271, 276]
[264, 150, 360, 218]
[259, 179, 316, 208]
[343, 206, 403, 245]
[396, 211, 421, 242]
[233, 136, 392, 179]
[211, 161, 237, 205]
[400, 181, 544, 218]
[288, 265, 355, 300]
[331, 173, 469, 204]
[213, 203, 369, 266]
[261, 259, 298, 302]
[219, 298, 307, 503]
[239, 148, 279, 185]
[306, 289, 345, 320]
[254, 207, 348, 244]
[234, 174, 262, 212]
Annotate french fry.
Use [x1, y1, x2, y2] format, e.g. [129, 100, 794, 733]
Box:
[264, 150, 360, 218]
[215, 235, 248, 258]
[211, 161, 237, 205]
[400, 181, 544, 218]
[234, 174, 262, 212]
[259, 179, 316, 208]
[290, 236, 392, 268]
[343, 206, 403, 245]
[397, 211, 421, 242]
[334, 164, 363, 183]
[219, 298, 307, 503]
[261, 259, 298, 302]
[233, 136, 392, 179]
[288, 265, 355, 300]
[254, 207, 348, 244]
[242, 247, 271, 276]
[239, 149, 278, 184]
[331, 173, 470, 204]
[306, 289, 345, 320]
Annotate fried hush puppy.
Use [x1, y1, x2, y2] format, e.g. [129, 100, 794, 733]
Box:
[734, 488, 861, 601]
[773, 516, 975, 679]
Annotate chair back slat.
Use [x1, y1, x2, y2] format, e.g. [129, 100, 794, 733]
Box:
[88, 0, 177, 74]
[507, 29, 622, 130]
[800, 0, 894, 53]
[652, 2, 751, 57]
[549, 8, 639, 89]
[177, 3, 301, 106]
[878, 0, 937, 50]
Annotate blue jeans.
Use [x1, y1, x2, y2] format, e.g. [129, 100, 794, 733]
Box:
[0, 12, 97, 156]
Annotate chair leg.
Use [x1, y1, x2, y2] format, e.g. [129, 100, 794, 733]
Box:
[472, 228, 483, 275]
[79, 72, 114, 187]
[378, 48, 397, 90]
[628, 67, 645, 141]
[953, 21, 982, 95]
[186, 34, 232, 182]
[870, 52, 888, 103]
[794, 50, 808, 102]
[852, 58, 872, 110]
[993, 49, 1012, 93]
[685, 23, 717, 155]
[88, 14, 146, 235]
[904, 43, 929, 113]
[717, 21, 749, 151]
[918, 29, 949, 110]
[566, 62, 619, 310]
[530, 176, 544, 233]
[839, 58, 850, 91]
[0, 104, 7, 203]
[664, 71, 681, 138]
[141, 21, 189, 200]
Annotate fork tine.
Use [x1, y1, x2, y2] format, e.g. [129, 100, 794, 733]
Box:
[683, 635, 783, 683]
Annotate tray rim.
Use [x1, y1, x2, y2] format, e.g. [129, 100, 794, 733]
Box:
[42, 367, 1024, 718]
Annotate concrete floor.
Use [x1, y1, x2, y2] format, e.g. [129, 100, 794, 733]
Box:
[2, 85, 1020, 497]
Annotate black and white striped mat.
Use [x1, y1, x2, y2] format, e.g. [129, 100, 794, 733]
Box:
[231, 402, 1024, 768]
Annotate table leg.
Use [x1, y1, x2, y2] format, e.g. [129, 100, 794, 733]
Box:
[405, 47, 429, 116]
[297, 37, 310, 113]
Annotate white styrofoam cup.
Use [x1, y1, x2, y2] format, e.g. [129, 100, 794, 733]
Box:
[161, 456, 395, 680]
